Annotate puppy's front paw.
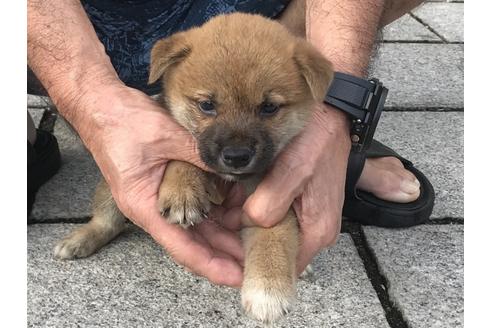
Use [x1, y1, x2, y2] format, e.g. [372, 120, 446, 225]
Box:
[241, 279, 296, 324]
[158, 184, 210, 228]
[54, 228, 98, 260]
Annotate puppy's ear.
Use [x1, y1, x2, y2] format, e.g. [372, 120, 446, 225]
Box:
[148, 33, 191, 84]
[293, 40, 334, 102]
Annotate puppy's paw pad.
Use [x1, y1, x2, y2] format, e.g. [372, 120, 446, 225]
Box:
[54, 234, 96, 260]
[158, 187, 210, 228]
[241, 285, 295, 324]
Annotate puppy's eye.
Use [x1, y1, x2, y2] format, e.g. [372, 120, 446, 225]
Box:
[198, 101, 216, 114]
[259, 102, 279, 116]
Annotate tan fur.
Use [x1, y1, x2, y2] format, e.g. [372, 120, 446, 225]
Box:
[241, 209, 299, 323]
[158, 160, 211, 227]
[55, 3, 333, 324]
[54, 180, 126, 259]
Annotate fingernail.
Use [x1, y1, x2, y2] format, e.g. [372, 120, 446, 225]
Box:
[400, 178, 420, 194]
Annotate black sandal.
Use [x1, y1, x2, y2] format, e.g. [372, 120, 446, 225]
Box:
[343, 140, 435, 228]
[28, 129, 61, 216]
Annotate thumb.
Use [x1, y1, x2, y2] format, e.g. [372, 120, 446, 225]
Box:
[243, 160, 309, 228]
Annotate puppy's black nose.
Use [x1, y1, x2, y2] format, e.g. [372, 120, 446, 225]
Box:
[221, 146, 254, 168]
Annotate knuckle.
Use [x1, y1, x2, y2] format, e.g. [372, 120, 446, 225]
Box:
[323, 221, 341, 247]
[310, 220, 340, 248]
[298, 163, 314, 182]
[244, 205, 271, 228]
[208, 275, 228, 286]
[322, 229, 339, 247]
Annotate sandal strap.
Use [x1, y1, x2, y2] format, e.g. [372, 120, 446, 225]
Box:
[345, 140, 413, 199]
[345, 150, 366, 200]
[366, 140, 413, 166]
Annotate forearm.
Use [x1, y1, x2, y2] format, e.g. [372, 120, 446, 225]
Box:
[306, 0, 385, 78]
[305, 0, 387, 136]
[306, 0, 424, 75]
[27, 0, 122, 129]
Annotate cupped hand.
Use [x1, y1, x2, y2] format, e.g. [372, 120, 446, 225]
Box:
[76, 84, 245, 287]
[242, 104, 352, 274]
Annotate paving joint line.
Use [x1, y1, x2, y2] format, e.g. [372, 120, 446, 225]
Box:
[28, 96, 53, 109]
[381, 40, 462, 45]
[425, 217, 463, 225]
[384, 107, 463, 112]
[27, 217, 90, 225]
[344, 221, 410, 328]
[409, 13, 449, 43]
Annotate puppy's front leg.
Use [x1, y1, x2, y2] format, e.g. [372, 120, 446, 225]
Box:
[54, 180, 126, 259]
[241, 209, 299, 323]
[158, 160, 212, 228]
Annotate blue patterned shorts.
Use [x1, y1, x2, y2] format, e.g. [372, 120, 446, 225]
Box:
[81, 0, 291, 94]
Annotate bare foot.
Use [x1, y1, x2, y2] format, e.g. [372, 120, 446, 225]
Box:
[356, 157, 420, 203]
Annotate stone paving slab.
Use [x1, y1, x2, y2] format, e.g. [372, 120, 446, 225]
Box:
[28, 107, 45, 128]
[413, 3, 464, 42]
[29, 112, 463, 221]
[371, 43, 463, 108]
[382, 14, 440, 42]
[363, 225, 463, 328]
[27, 94, 52, 108]
[28, 224, 389, 328]
[375, 112, 463, 219]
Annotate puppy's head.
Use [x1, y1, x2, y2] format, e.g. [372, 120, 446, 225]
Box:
[149, 13, 333, 180]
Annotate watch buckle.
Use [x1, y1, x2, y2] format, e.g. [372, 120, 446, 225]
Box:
[350, 79, 386, 152]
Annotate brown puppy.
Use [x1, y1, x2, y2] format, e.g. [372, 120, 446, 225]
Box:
[54, 12, 333, 324]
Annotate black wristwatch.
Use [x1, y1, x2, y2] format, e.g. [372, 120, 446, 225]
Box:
[324, 72, 388, 152]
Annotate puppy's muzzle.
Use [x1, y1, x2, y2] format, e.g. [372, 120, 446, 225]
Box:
[221, 146, 255, 169]
[198, 123, 274, 177]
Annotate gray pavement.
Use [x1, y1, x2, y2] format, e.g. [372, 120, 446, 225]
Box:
[28, 225, 389, 328]
[28, 2, 464, 327]
[364, 225, 464, 328]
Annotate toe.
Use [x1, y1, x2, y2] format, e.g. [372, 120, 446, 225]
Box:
[357, 157, 421, 203]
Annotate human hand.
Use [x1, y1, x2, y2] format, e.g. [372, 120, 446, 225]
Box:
[74, 84, 245, 286]
[242, 104, 351, 273]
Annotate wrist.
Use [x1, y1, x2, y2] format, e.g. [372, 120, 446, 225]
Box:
[55, 75, 129, 151]
[312, 103, 352, 151]
[316, 102, 351, 132]
[50, 62, 123, 118]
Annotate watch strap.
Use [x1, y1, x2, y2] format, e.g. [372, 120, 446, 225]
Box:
[324, 72, 388, 152]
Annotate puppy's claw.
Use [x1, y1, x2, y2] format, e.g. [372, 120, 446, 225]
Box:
[158, 190, 210, 229]
[160, 207, 171, 218]
[299, 264, 314, 280]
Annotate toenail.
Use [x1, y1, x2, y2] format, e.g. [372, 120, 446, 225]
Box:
[400, 179, 420, 194]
